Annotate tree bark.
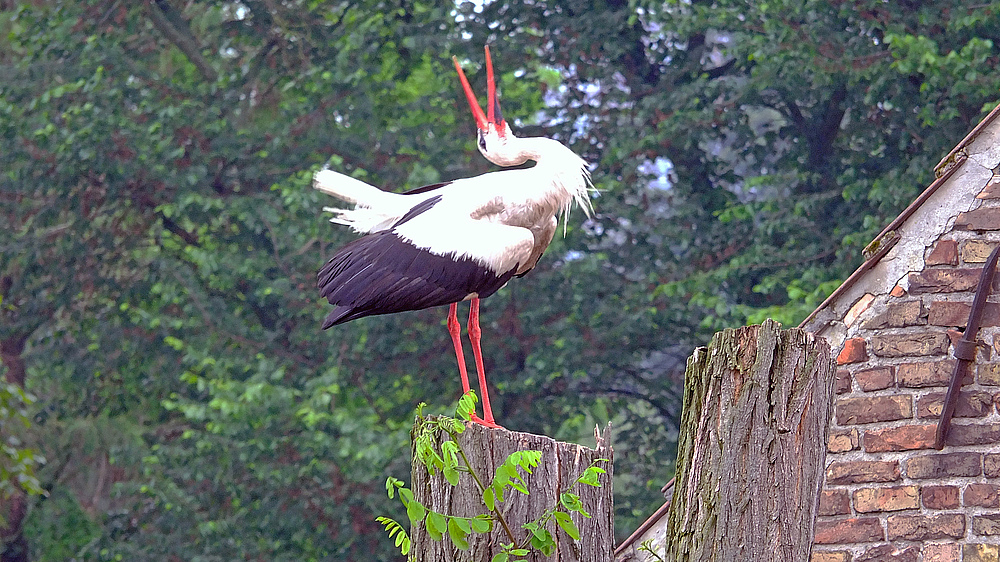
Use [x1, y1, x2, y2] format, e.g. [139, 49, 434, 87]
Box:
[664, 320, 835, 561]
[411, 421, 613, 561]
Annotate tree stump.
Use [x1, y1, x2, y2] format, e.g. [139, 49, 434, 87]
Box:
[411, 421, 613, 561]
[664, 320, 836, 561]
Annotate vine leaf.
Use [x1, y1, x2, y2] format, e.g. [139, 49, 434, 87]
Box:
[483, 486, 496, 511]
[469, 514, 492, 533]
[375, 517, 411, 555]
[577, 464, 607, 487]
[426, 511, 447, 541]
[560, 492, 590, 518]
[456, 391, 477, 422]
[554, 511, 580, 540]
[448, 517, 470, 550]
[406, 496, 426, 525]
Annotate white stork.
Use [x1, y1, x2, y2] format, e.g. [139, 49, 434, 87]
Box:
[315, 46, 593, 427]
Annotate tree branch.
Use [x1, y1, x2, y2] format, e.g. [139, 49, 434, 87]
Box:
[145, 0, 218, 83]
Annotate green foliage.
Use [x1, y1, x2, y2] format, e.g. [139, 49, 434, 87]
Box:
[638, 538, 667, 562]
[379, 398, 609, 559]
[0, 382, 44, 514]
[2, 0, 998, 556]
[375, 515, 412, 555]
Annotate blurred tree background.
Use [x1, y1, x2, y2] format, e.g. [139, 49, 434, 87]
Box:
[1, 0, 997, 559]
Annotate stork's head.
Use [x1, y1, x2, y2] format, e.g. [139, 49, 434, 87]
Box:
[453, 46, 523, 166]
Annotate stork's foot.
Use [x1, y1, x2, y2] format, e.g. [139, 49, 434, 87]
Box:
[470, 414, 503, 429]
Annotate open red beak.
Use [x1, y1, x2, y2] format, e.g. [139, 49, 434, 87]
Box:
[453, 46, 507, 138]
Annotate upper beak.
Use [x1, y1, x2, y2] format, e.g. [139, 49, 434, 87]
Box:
[453, 46, 507, 137]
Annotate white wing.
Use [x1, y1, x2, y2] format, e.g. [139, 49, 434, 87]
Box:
[392, 202, 534, 275]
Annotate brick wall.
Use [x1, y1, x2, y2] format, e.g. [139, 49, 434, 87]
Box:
[812, 177, 1000, 561]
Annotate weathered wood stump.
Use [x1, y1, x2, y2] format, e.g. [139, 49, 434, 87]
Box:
[664, 320, 836, 561]
[411, 420, 614, 561]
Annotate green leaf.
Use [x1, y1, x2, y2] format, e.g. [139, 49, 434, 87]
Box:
[469, 514, 491, 533]
[577, 465, 606, 487]
[406, 498, 426, 524]
[554, 511, 580, 540]
[559, 490, 592, 517]
[483, 486, 496, 511]
[443, 466, 459, 486]
[457, 391, 477, 421]
[426, 511, 446, 541]
[375, 516, 411, 556]
[528, 526, 554, 554]
[399, 487, 414, 506]
[385, 477, 403, 499]
[448, 517, 470, 550]
[452, 517, 471, 534]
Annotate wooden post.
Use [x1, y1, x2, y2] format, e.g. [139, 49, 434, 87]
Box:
[411, 421, 614, 561]
[664, 320, 836, 561]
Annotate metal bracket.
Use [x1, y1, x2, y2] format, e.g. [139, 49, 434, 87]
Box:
[935, 244, 1000, 449]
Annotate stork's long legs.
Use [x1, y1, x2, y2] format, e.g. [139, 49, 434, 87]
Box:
[447, 303, 472, 395]
[447, 300, 500, 428]
[468, 298, 500, 427]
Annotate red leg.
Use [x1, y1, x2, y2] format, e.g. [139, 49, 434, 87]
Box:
[468, 298, 500, 428]
[448, 302, 488, 425]
[447, 303, 471, 395]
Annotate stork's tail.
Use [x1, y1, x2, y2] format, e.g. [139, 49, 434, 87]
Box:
[313, 169, 412, 234]
[313, 169, 390, 206]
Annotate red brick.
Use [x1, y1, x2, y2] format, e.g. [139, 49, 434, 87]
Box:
[863, 424, 935, 452]
[828, 428, 859, 453]
[955, 207, 1000, 231]
[978, 177, 1000, 199]
[836, 395, 911, 425]
[964, 544, 1000, 562]
[856, 544, 918, 562]
[946, 330, 990, 361]
[922, 485, 960, 510]
[862, 300, 925, 329]
[917, 390, 994, 418]
[886, 513, 965, 540]
[854, 366, 894, 391]
[906, 452, 982, 479]
[870, 332, 950, 357]
[964, 240, 998, 262]
[835, 369, 852, 394]
[924, 543, 960, 562]
[845, 293, 875, 326]
[909, 268, 993, 293]
[965, 484, 1000, 508]
[827, 461, 900, 484]
[838, 338, 868, 365]
[810, 552, 850, 562]
[813, 517, 884, 544]
[973, 514, 1000, 536]
[853, 485, 919, 513]
[927, 239, 959, 266]
[891, 285, 906, 297]
[818, 489, 851, 516]
[986, 453, 1000, 478]
[929, 301, 1000, 328]
[809, 548, 851, 562]
[898, 359, 964, 387]
[946, 423, 1000, 446]
[980, 363, 1000, 385]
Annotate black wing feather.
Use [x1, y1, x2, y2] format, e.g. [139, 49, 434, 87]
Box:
[318, 230, 516, 329]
